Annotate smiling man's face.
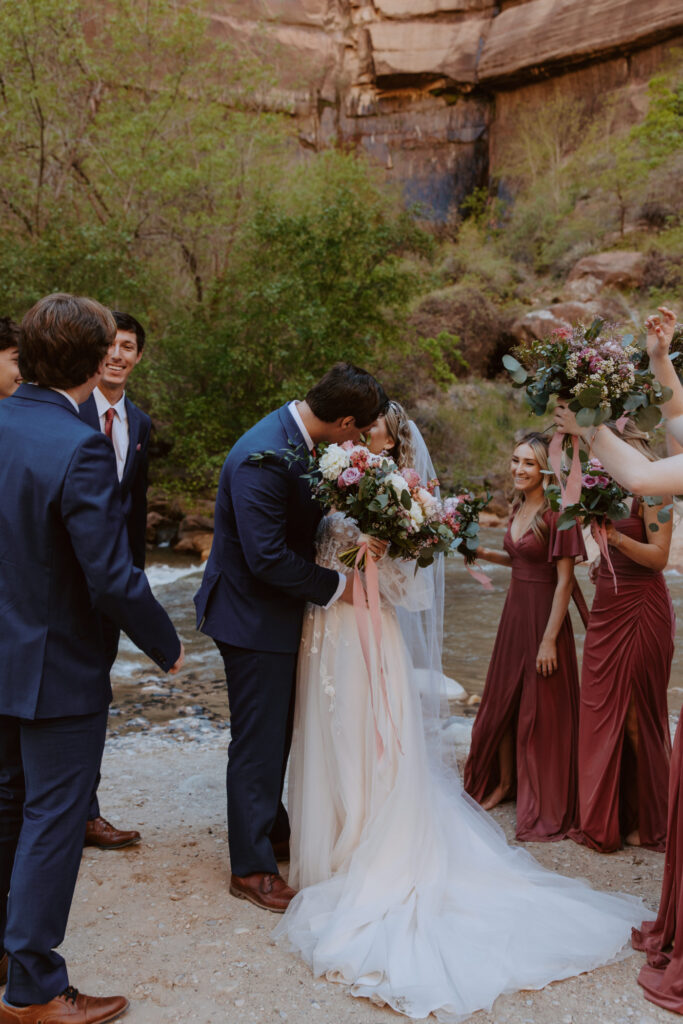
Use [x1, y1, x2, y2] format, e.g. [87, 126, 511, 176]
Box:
[99, 329, 142, 396]
[0, 346, 21, 399]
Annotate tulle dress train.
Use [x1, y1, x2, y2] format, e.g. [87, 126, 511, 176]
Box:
[273, 513, 644, 1022]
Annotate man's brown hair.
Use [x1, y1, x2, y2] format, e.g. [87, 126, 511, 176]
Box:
[305, 362, 387, 429]
[19, 293, 116, 389]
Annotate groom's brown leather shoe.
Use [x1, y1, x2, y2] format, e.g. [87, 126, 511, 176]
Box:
[230, 872, 296, 913]
[0, 953, 7, 986]
[0, 986, 128, 1023]
[84, 817, 140, 850]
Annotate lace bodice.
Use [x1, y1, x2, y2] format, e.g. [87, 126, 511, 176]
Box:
[315, 512, 432, 611]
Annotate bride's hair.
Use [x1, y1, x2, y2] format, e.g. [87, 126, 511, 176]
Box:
[382, 400, 416, 469]
[510, 431, 554, 545]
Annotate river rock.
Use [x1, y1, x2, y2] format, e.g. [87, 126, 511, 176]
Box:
[512, 296, 631, 342]
[566, 250, 647, 293]
[174, 532, 214, 561]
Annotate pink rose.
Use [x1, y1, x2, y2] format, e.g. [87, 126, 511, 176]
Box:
[338, 466, 362, 488]
[340, 440, 355, 451]
[402, 467, 421, 490]
[582, 475, 599, 488]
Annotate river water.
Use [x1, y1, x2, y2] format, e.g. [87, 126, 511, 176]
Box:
[109, 529, 683, 738]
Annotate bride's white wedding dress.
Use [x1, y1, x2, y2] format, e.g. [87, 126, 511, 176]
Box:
[273, 511, 645, 1022]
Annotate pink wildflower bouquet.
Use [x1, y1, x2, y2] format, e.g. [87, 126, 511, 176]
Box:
[441, 490, 491, 565]
[503, 318, 671, 432]
[312, 442, 482, 570]
[546, 454, 630, 531]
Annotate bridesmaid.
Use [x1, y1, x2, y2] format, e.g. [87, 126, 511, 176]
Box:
[464, 431, 586, 842]
[569, 418, 674, 853]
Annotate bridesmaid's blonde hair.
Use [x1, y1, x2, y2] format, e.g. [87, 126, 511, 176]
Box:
[510, 431, 555, 545]
[609, 420, 657, 463]
[382, 400, 416, 470]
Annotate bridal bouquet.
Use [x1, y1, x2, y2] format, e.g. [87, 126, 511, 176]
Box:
[314, 442, 466, 569]
[503, 319, 671, 431]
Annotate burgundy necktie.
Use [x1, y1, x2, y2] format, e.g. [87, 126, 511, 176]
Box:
[104, 407, 115, 439]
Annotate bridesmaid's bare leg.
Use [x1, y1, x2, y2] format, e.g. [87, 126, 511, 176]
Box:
[624, 694, 641, 846]
[482, 731, 514, 811]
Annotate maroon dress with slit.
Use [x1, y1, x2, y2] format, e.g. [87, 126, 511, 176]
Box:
[571, 498, 674, 854]
[464, 510, 585, 842]
[633, 717, 683, 1013]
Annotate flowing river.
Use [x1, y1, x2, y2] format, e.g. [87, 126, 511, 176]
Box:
[109, 529, 683, 739]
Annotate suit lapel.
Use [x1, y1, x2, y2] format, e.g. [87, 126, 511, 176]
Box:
[78, 392, 100, 431]
[121, 397, 140, 491]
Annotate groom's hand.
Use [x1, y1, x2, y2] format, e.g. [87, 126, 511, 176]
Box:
[169, 642, 185, 674]
[340, 576, 356, 605]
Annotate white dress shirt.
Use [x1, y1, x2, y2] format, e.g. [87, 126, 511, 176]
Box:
[93, 387, 128, 482]
[49, 388, 79, 412]
[288, 401, 345, 608]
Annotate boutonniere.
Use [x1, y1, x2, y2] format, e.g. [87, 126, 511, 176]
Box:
[136, 442, 142, 451]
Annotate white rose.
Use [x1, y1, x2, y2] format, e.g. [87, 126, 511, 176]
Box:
[319, 444, 350, 481]
[386, 471, 410, 496]
[416, 487, 437, 513]
[408, 500, 424, 528]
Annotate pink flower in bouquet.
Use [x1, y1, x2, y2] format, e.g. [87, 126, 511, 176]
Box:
[402, 467, 421, 490]
[553, 327, 572, 340]
[340, 440, 355, 452]
[582, 475, 599, 488]
[350, 448, 369, 469]
[338, 466, 363, 488]
[588, 457, 603, 471]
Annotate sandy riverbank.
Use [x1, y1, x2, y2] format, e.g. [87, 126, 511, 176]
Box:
[62, 729, 680, 1024]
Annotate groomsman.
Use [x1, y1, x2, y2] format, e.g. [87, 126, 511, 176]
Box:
[0, 319, 21, 399]
[79, 311, 152, 850]
[0, 292, 183, 1023]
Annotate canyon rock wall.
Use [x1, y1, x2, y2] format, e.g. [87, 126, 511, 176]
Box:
[205, 0, 683, 214]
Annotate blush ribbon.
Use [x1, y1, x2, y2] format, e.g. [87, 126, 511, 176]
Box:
[591, 519, 618, 593]
[466, 563, 494, 590]
[549, 431, 583, 508]
[352, 541, 403, 760]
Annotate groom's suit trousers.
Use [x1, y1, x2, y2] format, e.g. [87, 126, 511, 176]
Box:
[217, 643, 296, 877]
[0, 711, 107, 1005]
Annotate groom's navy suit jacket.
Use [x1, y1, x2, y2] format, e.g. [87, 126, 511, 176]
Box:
[194, 404, 339, 653]
[0, 384, 180, 719]
[79, 392, 151, 570]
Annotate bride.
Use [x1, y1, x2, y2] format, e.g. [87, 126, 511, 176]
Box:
[274, 400, 645, 1022]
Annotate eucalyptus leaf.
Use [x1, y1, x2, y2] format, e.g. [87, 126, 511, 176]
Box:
[502, 353, 523, 373]
[635, 403, 662, 431]
[577, 386, 602, 409]
[576, 406, 598, 427]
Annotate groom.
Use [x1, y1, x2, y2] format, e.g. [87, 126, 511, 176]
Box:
[194, 363, 386, 912]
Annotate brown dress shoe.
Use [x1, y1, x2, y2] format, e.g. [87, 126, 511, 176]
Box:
[84, 817, 141, 850]
[229, 872, 296, 913]
[0, 952, 6, 986]
[0, 986, 128, 1023]
[270, 839, 290, 862]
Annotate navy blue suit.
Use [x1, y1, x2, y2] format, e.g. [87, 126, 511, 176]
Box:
[79, 391, 152, 819]
[194, 404, 338, 876]
[0, 384, 180, 1004]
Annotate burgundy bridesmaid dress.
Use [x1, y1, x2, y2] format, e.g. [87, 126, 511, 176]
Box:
[464, 510, 585, 842]
[572, 498, 674, 854]
[633, 719, 683, 1012]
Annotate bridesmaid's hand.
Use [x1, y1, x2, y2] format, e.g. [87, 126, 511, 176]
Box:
[645, 307, 677, 358]
[588, 557, 601, 584]
[536, 638, 558, 677]
[605, 523, 621, 547]
[553, 400, 580, 437]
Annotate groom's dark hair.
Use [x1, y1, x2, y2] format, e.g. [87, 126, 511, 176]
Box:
[20, 293, 116, 389]
[306, 362, 387, 427]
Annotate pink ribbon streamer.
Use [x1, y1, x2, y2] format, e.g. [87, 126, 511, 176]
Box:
[352, 543, 403, 760]
[591, 519, 618, 593]
[466, 562, 494, 590]
[549, 431, 583, 508]
[615, 415, 628, 433]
